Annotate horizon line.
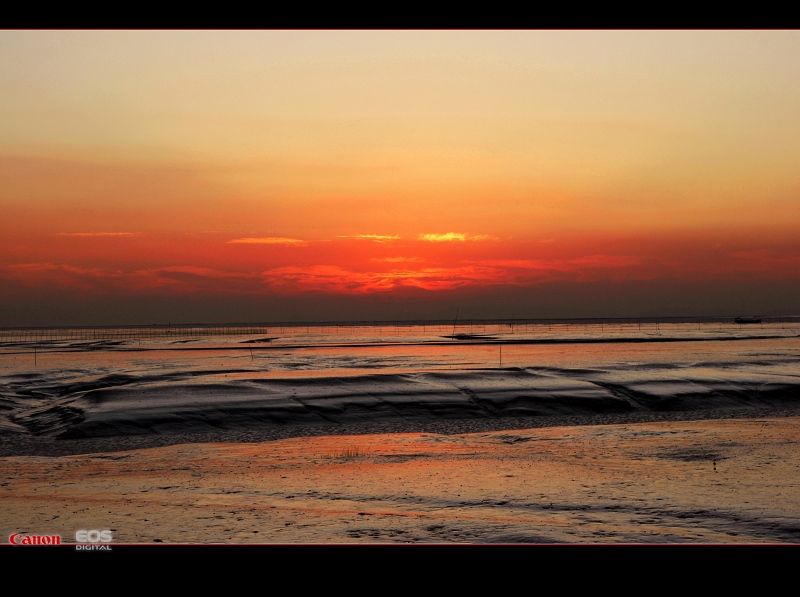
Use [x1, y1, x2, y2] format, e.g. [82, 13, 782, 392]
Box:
[2, 314, 799, 332]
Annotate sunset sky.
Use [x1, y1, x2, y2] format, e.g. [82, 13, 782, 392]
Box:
[2, 30, 799, 325]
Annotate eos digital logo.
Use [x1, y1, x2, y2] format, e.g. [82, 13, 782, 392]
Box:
[75, 529, 113, 551]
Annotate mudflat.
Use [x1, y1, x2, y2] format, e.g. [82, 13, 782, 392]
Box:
[3, 326, 799, 543]
[2, 415, 798, 544]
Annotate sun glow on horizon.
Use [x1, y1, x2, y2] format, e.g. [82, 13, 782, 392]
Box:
[418, 233, 493, 242]
[227, 237, 309, 245]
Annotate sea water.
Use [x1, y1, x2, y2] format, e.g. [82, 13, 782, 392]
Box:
[2, 320, 799, 378]
[2, 320, 799, 438]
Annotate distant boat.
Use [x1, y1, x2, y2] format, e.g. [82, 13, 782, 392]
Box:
[734, 317, 762, 324]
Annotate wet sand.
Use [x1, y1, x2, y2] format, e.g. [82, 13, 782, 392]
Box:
[2, 327, 799, 544]
[2, 415, 799, 544]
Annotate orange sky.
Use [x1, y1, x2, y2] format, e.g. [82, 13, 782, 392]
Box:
[2, 31, 799, 325]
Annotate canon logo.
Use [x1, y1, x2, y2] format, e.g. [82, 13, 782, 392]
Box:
[9, 533, 61, 545]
